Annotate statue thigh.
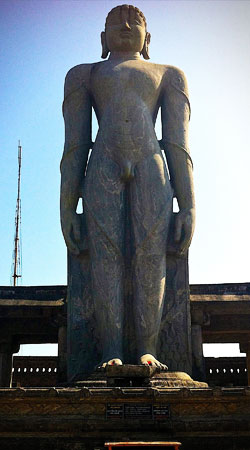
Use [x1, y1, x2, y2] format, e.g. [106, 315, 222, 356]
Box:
[129, 154, 173, 348]
[84, 151, 126, 308]
[129, 152, 173, 253]
[82, 149, 173, 361]
[84, 150, 173, 255]
[83, 150, 173, 293]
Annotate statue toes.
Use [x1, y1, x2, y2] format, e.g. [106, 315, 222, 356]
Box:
[159, 362, 168, 371]
[139, 354, 168, 371]
[107, 358, 123, 366]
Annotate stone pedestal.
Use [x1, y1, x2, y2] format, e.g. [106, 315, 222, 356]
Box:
[0, 386, 250, 450]
[74, 365, 208, 389]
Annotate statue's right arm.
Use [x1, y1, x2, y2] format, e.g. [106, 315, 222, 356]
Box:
[60, 64, 92, 255]
[161, 66, 195, 256]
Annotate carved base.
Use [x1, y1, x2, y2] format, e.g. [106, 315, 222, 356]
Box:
[147, 371, 208, 388]
[73, 365, 208, 388]
[0, 386, 249, 450]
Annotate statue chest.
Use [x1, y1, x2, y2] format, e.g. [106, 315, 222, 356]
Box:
[90, 62, 162, 110]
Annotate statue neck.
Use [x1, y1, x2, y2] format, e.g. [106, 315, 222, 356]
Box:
[109, 51, 141, 61]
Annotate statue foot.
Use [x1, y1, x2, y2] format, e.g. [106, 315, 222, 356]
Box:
[139, 354, 168, 371]
[98, 358, 123, 368]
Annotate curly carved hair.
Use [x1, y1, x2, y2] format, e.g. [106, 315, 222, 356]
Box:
[105, 4, 147, 30]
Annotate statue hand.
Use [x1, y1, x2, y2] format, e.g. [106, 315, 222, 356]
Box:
[61, 211, 82, 256]
[174, 207, 195, 256]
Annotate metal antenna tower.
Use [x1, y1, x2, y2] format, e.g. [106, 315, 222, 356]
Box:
[12, 140, 22, 286]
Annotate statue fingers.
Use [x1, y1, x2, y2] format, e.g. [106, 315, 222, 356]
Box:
[73, 224, 81, 242]
[178, 224, 192, 254]
[66, 235, 80, 256]
[72, 216, 81, 242]
[174, 216, 183, 242]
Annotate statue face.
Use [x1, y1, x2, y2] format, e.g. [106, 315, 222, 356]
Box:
[105, 6, 146, 53]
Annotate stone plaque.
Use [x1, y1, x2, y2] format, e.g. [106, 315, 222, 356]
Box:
[106, 404, 124, 420]
[124, 403, 153, 420]
[106, 403, 170, 420]
[153, 404, 170, 420]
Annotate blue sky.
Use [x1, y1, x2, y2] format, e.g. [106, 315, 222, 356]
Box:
[0, 1, 250, 356]
[1, 0, 250, 288]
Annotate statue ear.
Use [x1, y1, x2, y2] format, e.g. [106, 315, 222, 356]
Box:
[101, 31, 109, 59]
[141, 32, 151, 60]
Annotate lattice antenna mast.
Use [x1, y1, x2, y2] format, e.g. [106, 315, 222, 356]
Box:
[12, 141, 22, 286]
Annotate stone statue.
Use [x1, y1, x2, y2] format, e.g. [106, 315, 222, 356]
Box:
[60, 4, 195, 377]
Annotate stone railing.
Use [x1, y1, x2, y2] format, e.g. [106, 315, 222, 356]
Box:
[205, 357, 247, 387]
[12, 356, 57, 387]
[11, 356, 248, 387]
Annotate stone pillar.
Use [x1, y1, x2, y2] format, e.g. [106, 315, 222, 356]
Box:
[0, 342, 13, 387]
[247, 344, 250, 386]
[191, 324, 205, 381]
[191, 311, 209, 381]
[57, 324, 67, 383]
[240, 341, 250, 386]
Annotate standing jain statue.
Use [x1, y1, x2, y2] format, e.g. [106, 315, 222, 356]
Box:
[60, 4, 195, 373]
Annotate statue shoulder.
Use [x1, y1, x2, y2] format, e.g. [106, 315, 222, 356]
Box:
[64, 63, 94, 97]
[162, 65, 189, 97]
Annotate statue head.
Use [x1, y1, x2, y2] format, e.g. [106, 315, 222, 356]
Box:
[101, 4, 151, 59]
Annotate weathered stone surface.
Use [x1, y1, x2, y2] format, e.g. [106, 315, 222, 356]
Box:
[75, 367, 207, 388]
[0, 387, 250, 449]
[67, 228, 192, 380]
[98, 364, 162, 378]
[61, 5, 195, 380]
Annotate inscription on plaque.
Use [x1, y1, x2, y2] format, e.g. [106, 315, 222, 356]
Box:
[124, 403, 152, 419]
[106, 404, 124, 419]
[106, 403, 170, 420]
[153, 404, 170, 420]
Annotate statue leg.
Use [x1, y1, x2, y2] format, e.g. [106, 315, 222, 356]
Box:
[84, 151, 125, 366]
[130, 153, 173, 368]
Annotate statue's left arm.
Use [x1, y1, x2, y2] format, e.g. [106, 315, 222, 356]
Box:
[60, 64, 92, 255]
[161, 67, 195, 256]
